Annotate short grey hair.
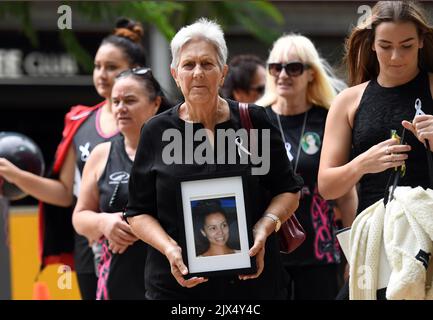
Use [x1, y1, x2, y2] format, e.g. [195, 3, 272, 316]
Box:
[170, 18, 227, 70]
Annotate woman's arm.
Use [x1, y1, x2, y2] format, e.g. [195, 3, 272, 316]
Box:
[129, 214, 207, 288]
[0, 145, 76, 206]
[240, 191, 300, 280]
[318, 88, 365, 200]
[334, 186, 358, 228]
[257, 191, 300, 235]
[72, 143, 137, 253]
[318, 86, 410, 200]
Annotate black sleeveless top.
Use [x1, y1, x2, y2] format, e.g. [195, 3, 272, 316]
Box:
[97, 135, 146, 299]
[98, 136, 132, 213]
[74, 108, 119, 185]
[352, 71, 433, 213]
[73, 107, 119, 274]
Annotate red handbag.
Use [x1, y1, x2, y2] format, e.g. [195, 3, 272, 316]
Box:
[238, 102, 306, 254]
[278, 213, 306, 254]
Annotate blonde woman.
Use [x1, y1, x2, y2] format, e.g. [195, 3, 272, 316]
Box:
[257, 34, 357, 300]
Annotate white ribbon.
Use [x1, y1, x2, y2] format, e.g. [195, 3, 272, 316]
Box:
[234, 137, 251, 158]
[415, 98, 425, 116]
[285, 142, 294, 161]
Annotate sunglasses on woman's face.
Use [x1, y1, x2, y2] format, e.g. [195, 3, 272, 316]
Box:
[267, 62, 309, 77]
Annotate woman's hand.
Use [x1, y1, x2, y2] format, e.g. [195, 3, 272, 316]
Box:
[356, 138, 410, 174]
[0, 158, 21, 183]
[164, 245, 208, 288]
[402, 115, 433, 151]
[101, 212, 137, 254]
[107, 240, 131, 255]
[239, 219, 270, 280]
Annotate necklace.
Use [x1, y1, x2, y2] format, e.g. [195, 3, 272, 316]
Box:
[275, 110, 309, 173]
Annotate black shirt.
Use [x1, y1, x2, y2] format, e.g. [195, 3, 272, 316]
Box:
[353, 71, 433, 213]
[265, 106, 340, 266]
[97, 136, 146, 300]
[125, 99, 303, 300]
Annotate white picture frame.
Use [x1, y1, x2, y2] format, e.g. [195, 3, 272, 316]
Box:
[177, 172, 256, 277]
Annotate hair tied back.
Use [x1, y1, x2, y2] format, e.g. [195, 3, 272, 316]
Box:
[114, 17, 144, 43]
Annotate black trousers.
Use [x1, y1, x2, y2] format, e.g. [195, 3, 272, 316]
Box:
[76, 272, 97, 300]
[284, 264, 339, 300]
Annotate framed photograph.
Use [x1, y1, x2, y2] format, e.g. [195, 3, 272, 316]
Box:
[176, 171, 256, 278]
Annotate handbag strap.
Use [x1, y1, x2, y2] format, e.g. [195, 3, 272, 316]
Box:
[238, 102, 257, 156]
[239, 102, 252, 131]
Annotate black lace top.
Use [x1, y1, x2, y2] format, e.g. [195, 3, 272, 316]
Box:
[352, 71, 433, 213]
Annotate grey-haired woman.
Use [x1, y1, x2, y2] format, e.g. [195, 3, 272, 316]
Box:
[124, 18, 303, 300]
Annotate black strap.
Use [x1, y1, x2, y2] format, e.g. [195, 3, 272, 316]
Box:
[384, 129, 433, 206]
[426, 140, 433, 187]
[383, 129, 406, 206]
[238, 102, 257, 157]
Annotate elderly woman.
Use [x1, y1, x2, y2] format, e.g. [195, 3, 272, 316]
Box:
[124, 18, 303, 300]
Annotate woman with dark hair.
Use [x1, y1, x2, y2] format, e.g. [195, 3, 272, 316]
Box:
[73, 67, 170, 299]
[194, 200, 240, 257]
[220, 54, 266, 103]
[318, 1, 433, 299]
[0, 18, 147, 299]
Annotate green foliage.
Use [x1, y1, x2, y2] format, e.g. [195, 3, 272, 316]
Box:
[169, 1, 283, 45]
[72, 1, 182, 39]
[0, 1, 284, 72]
[214, 1, 283, 45]
[58, 28, 93, 72]
[67, 1, 183, 70]
[0, 2, 38, 46]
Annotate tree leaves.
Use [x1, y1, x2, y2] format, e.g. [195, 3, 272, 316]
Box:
[1, 1, 284, 71]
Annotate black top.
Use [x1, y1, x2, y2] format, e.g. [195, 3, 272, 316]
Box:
[125, 99, 303, 300]
[74, 108, 119, 180]
[98, 136, 132, 213]
[97, 136, 146, 299]
[72, 108, 119, 274]
[353, 71, 433, 213]
[265, 106, 340, 266]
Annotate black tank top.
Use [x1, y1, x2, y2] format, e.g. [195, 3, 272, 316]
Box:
[97, 135, 146, 299]
[72, 107, 119, 274]
[265, 106, 340, 266]
[74, 108, 119, 186]
[352, 71, 433, 213]
[98, 136, 132, 212]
